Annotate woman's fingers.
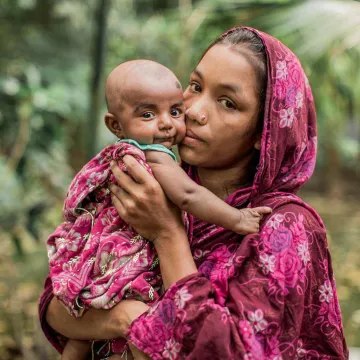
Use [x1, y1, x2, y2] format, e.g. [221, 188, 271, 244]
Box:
[122, 155, 154, 185]
[110, 186, 127, 218]
[109, 156, 183, 241]
[110, 160, 140, 194]
[110, 156, 154, 194]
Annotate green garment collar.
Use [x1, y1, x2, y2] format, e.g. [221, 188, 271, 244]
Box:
[116, 139, 177, 162]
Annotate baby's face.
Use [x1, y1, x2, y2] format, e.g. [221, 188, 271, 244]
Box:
[116, 75, 186, 148]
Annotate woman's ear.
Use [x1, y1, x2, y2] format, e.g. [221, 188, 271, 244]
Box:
[105, 113, 123, 138]
[254, 137, 261, 150]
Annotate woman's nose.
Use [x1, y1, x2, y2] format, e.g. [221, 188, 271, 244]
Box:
[185, 101, 207, 126]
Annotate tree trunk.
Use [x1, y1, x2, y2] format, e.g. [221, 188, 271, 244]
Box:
[87, 0, 111, 160]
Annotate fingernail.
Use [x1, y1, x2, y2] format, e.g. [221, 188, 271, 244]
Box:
[110, 160, 116, 167]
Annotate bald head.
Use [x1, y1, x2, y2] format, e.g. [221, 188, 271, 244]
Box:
[105, 60, 181, 112]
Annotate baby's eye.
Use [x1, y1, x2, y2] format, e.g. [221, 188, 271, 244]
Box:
[189, 82, 201, 93]
[170, 108, 182, 117]
[219, 98, 237, 110]
[141, 112, 155, 120]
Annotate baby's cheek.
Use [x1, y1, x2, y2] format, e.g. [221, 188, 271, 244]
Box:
[176, 116, 187, 141]
[129, 123, 157, 144]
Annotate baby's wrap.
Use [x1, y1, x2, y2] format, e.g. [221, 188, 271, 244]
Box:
[47, 140, 177, 320]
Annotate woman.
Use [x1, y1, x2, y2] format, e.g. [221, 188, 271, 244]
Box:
[39, 27, 348, 359]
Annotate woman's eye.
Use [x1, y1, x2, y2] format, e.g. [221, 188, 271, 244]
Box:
[170, 108, 182, 117]
[219, 99, 236, 110]
[189, 82, 201, 93]
[141, 112, 155, 119]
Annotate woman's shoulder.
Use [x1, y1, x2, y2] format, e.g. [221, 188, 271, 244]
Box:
[256, 199, 329, 263]
[261, 197, 325, 234]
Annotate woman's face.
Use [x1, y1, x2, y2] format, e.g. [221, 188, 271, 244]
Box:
[179, 44, 261, 169]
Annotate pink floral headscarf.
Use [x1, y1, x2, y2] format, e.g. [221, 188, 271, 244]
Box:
[183, 27, 318, 222]
[249, 28, 317, 200]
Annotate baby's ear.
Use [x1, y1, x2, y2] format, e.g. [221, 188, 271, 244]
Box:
[105, 113, 123, 138]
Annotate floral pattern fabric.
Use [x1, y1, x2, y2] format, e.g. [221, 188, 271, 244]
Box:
[127, 204, 347, 359]
[39, 26, 348, 359]
[47, 142, 163, 318]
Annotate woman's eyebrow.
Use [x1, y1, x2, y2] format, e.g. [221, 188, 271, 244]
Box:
[218, 83, 242, 95]
[192, 68, 242, 95]
[192, 68, 203, 79]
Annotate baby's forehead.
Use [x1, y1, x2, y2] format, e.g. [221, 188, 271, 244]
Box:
[121, 62, 179, 84]
[121, 76, 183, 106]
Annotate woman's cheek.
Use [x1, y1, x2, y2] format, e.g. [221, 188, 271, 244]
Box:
[177, 118, 187, 140]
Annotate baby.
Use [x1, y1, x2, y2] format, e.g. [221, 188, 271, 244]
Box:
[48, 60, 271, 359]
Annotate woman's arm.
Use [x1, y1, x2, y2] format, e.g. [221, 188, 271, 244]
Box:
[38, 277, 150, 357]
[146, 151, 271, 234]
[46, 296, 149, 340]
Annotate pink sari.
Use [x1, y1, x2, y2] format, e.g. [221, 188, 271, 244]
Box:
[39, 27, 348, 359]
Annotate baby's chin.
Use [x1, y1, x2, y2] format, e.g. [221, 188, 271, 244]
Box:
[170, 137, 185, 149]
[153, 138, 176, 149]
[153, 135, 185, 149]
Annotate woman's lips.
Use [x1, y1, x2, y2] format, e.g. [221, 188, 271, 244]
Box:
[182, 130, 204, 146]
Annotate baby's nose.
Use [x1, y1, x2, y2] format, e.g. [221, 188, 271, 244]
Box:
[159, 114, 173, 129]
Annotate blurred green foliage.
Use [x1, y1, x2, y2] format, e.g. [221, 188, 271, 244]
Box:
[0, 0, 359, 358]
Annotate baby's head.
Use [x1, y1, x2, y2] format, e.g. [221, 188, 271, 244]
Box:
[105, 60, 186, 148]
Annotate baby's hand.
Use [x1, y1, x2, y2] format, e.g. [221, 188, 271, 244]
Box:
[61, 339, 91, 360]
[234, 206, 272, 235]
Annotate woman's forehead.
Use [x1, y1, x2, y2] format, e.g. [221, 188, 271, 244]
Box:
[195, 44, 258, 99]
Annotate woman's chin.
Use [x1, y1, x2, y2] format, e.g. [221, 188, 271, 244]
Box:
[178, 144, 200, 165]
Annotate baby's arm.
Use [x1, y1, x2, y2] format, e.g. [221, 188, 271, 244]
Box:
[146, 151, 271, 234]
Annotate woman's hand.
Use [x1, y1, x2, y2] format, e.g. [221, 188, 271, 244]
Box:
[112, 300, 150, 337]
[110, 155, 197, 289]
[110, 155, 184, 242]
